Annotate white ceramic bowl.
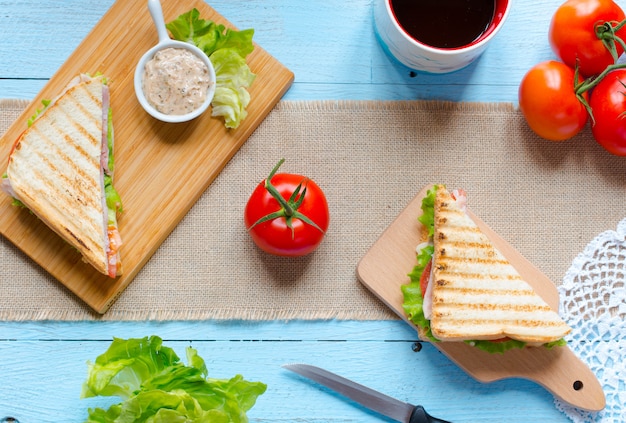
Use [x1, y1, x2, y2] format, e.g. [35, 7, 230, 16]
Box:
[374, 0, 511, 74]
[134, 0, 216, 123]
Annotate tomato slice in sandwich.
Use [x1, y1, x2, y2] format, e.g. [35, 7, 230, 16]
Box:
[419, 259, 432, 298]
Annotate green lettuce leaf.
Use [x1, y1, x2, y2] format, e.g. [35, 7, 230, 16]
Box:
[81, 336, 266, 423]
[467, 339, 527, 354]
[85, 390, 232, 423]
[166, 8, 256, 129]
[417, 185, 437, 237]
[402, 186, 438, 341]
[402, 244, 436, 341]
[210, 48, 256, 128]
[105, 107, 122, 226]
[27, 99, 51, 127]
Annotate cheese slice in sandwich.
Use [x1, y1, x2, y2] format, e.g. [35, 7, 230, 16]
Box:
[1, 74, 123, 278]
[428, 186, 570, 345]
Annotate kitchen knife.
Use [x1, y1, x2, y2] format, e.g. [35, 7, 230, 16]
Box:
[283, 363, 451, 423]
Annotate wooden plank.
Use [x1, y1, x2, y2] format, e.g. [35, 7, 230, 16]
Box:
[0, 321, 568, 423]
[0, 0, 557, 102]
[357, 185, 605, 411]
[0, 0, 293, 313]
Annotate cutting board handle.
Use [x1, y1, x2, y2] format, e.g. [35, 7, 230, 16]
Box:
[531, 346, 605, 412]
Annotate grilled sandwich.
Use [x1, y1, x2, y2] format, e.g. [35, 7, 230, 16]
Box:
[403, 185, 570, 352]
[1, 74, 123, 278]
[429, 186, 570, 344]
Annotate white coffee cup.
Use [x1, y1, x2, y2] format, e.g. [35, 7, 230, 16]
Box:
[374, 0, 511, 74]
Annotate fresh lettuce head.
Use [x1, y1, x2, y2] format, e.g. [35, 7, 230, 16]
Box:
[81, 336, 266, 423]
[166, 9, 256, 129]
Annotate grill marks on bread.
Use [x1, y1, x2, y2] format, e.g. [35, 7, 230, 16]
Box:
[429, 187, 571, 344]
[7, 78, 107, 272]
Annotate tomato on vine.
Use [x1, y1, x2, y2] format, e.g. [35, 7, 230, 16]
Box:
[588, 69, 626, 156]
[549, 0, 626, 77]
[518, 61, 589, 141]
[244, 159, 330, 257]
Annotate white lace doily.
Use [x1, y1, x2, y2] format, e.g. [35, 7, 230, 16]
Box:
[555, 218, 626, 422]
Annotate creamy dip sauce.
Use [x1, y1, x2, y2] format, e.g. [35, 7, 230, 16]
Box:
[142, 47, 211, 115]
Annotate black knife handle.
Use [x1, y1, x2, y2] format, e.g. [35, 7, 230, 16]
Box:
[409, 405, 452, 423]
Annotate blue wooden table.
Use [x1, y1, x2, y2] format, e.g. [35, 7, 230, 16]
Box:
[0, 1, 581, 421]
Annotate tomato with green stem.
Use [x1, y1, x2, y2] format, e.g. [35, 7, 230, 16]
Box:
[518, 60, 589, 141]
[244, 159, 330, 257]
[588, 69, 626, 156]
[549, 0, 626, 77]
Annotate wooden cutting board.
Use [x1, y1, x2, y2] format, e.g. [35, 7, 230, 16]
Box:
[0, 0, 293, 313]
[357, 185, 605, 411]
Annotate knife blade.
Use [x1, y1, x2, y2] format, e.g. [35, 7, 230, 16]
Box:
[282, 363, 451, 423]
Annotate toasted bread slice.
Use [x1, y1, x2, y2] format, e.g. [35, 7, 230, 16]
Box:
[5, 76, 115, 276]
[429, 186, 570, 344]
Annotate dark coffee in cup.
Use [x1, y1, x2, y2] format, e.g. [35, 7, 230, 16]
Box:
[390, 0, 496, 49]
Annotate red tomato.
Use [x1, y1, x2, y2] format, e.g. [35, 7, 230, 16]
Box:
[549, 0, 626, 77]
[244, 160, 330, 257]
[518, 61, 589, 141]
[589, 69, 626, 156]
[419, 259, 432, 297]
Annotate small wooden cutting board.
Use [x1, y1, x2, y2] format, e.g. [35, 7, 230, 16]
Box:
[357, 185, 605, 411]
[0, 0, 293, 313]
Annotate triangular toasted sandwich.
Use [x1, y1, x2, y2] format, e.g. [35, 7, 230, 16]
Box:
[402, 185, 570, 352]
[1, 74, 123, 277]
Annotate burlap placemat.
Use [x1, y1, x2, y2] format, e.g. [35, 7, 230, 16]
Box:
[1, 99, 624, 321]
